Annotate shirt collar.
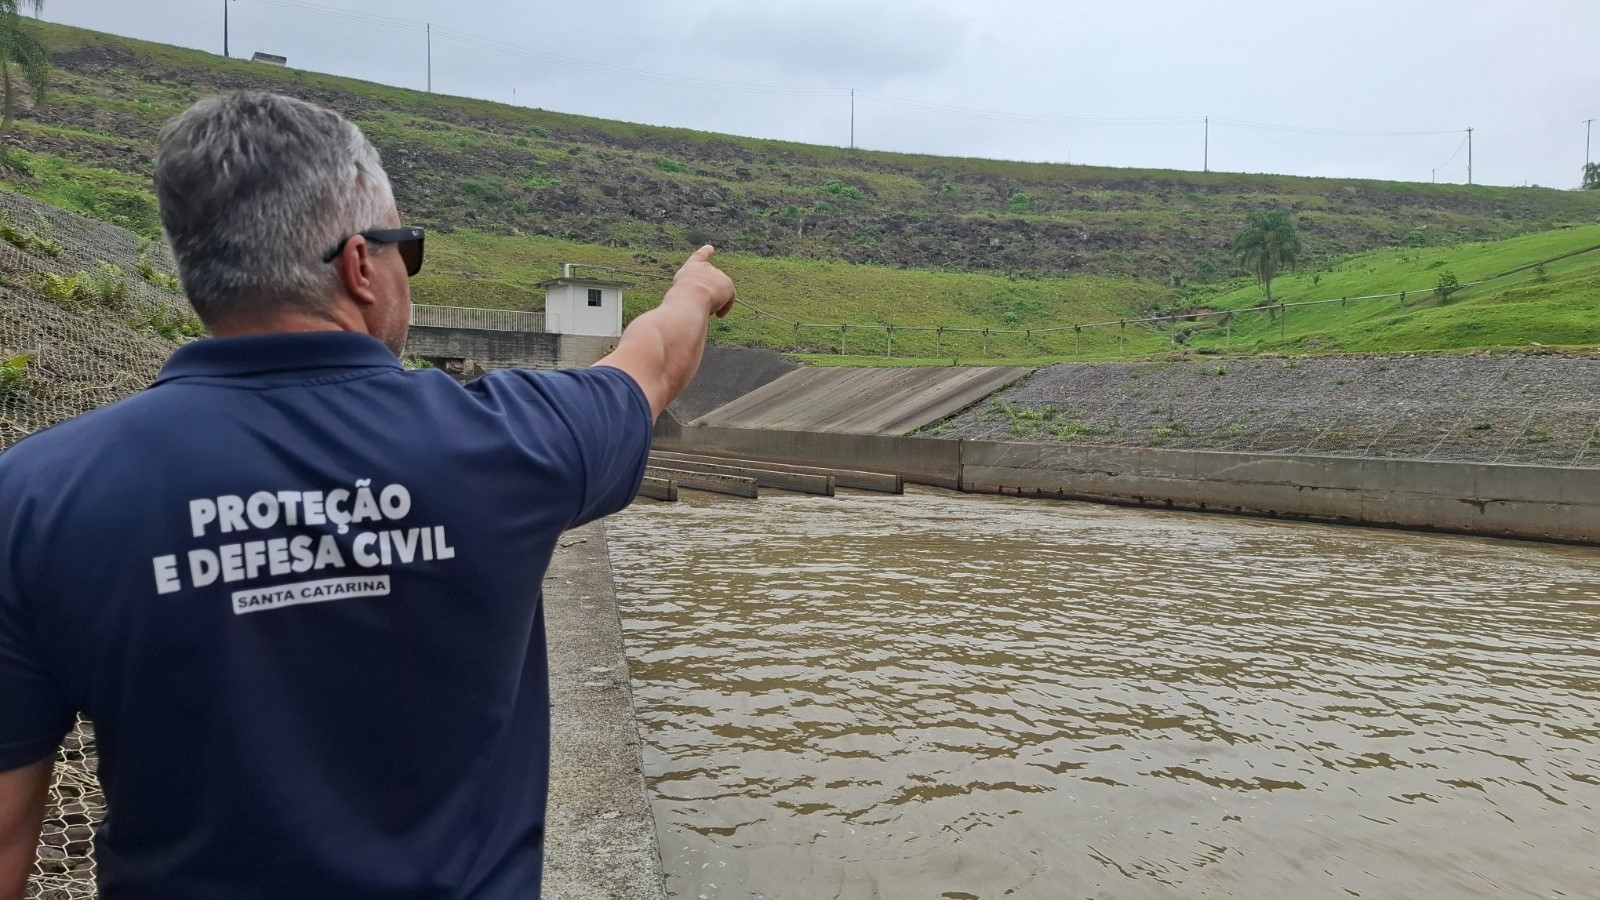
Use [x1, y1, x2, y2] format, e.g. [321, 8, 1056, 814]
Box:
[153, 332, 404, 385]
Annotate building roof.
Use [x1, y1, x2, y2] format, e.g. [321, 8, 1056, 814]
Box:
[536, 277, 631, 289]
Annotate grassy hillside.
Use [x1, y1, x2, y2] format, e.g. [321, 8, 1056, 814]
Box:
[9, 20, 1600, 287]
[2, 19, 1597, 365]
[1170, 225, 1600, 357]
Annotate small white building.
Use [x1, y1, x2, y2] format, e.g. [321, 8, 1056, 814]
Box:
[538, 273, 626, 337]
[251, 52, 288, 66]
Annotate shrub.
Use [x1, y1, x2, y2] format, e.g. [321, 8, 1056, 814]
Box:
[1009, 192, 1031, 213]
[1433, 271, 1462, 300]
[658, 158, 688, 174]
[136, 254, 181, 292]
[821, 180, 863, 201]
[129, 304, 205, 341]
[1404, 228, 1427, 246]
[0, 212, 61, 256]
[0, 353, 31, 395]
[527, 124, 549, 138]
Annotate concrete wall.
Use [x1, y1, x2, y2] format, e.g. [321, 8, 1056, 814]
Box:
[657, 426, 1600, 545]
[404, 326, 613, 371]
[657, 425, 962, 490]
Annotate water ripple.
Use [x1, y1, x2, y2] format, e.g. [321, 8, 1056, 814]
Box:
[609, 487, 1600, 899]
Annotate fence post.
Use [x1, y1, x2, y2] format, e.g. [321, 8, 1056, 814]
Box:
[1074, 325, 1082, 358]
[936, 326, 944, 358]
[754, 311, 762, 347]
[840, 325, 847, 357]
[1279, 303, 1286, 339]
[885, 326, 893, 358]
[1119, 321, 1125, 354]
[793, 322, 800, 350]
[983, 329, 990, 358]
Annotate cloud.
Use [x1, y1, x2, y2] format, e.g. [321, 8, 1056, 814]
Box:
[689, 0, 972, 85]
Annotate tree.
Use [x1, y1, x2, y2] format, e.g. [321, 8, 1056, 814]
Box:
[0, 0, 48, 136]
[1231, 209, 1302, 303]
[1584, 162, 1600, 191]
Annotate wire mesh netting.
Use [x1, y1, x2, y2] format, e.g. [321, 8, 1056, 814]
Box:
[0, 191, 198, 899]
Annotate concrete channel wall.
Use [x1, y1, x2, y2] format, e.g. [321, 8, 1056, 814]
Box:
[656, 425, 1600, 545]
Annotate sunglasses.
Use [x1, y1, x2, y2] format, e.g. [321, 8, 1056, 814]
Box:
[322, 226, 425, 276]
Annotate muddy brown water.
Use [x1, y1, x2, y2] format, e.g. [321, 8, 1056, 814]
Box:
[607, 487, 1600, 899]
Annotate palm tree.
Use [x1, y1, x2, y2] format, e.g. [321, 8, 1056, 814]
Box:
[0, 0, 48, 136]
[1231, 209, 1302, 303]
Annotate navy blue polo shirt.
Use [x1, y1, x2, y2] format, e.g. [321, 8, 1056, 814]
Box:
[0, 331, 652, 899]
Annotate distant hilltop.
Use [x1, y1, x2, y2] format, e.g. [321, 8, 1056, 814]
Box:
[12, 20, 1600, 285]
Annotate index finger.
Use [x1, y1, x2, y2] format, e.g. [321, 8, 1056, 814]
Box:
[689, 244, 716, 264]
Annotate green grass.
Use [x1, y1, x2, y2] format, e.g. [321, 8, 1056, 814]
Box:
[13, 18, 1600, 365]
[21, 19, 1600, 284]
[1168, 225, 1600, 356]
[418, 230, 1171, 360]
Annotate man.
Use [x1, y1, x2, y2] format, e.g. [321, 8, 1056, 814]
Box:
[0, 91, 734, 899]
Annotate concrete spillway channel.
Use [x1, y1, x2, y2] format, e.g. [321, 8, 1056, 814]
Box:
[638, 453, 904, 502]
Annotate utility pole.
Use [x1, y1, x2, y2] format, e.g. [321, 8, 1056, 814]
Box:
[426, 23, 432, 93]
[850, 89, 855, 150]
[223, 0, 229, 58]
[1466, 127, 1474, 185]
[1203, 116, 1209, 173]
[1586, 118, 1594, 168]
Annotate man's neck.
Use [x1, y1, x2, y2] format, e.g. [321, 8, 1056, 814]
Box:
[207, 309, 367, 340]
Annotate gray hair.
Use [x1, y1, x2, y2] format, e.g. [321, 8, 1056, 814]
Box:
[155, 91, 395, 324]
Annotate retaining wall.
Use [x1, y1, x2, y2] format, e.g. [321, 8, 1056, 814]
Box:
[655, 426, 1600, 545]
[404, 326, 614, 371]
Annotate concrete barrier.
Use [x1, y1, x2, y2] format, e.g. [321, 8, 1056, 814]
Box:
[655, 426, 961, 490]
[960, 440, 1600, 545]
[637, 477, 678, 502]
[645, 466, 759, 498]
[647, 455, 834, 496]
[661, 425, 1600, 545]
[651, 450, 903, 493]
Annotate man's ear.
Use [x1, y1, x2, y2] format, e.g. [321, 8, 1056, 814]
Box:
[335, 236, 379, 307]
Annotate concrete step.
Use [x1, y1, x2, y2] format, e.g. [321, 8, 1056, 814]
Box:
[647, 455, 834, 496]
[650, 450, 903, 493]
[637, 476, 678, 502]
[644, 466, 759, 499]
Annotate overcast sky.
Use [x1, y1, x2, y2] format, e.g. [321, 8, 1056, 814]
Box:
[45, 0, 1600, 188]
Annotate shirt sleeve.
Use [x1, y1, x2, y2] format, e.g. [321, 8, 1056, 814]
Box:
[0, 570, 74, 772]
[470, 365, 654, 528]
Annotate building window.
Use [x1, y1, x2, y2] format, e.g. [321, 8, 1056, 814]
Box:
[587, 289, 604, 307]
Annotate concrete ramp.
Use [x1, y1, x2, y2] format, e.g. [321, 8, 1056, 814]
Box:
[670, 346, 799, 422]
[692, 366, 1032, 435]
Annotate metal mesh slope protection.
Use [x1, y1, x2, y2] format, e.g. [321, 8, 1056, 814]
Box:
[0, 191, 197, 900]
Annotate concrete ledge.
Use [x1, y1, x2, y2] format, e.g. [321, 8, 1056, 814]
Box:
[645, 466, 759, 498]
[647, 455, 834, 496]
[656, 426, 960, 489]
[664, 425, 1600, 545]
[651, 451, 903, 493]
[637, 477, 678, 502]
[543, 524, 666, 900]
